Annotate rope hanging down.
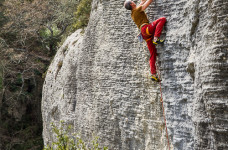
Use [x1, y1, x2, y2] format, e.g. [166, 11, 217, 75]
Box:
[156, 64, 171, 150]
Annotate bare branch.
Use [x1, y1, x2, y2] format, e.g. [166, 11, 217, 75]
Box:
[47, 24, 54, 37]
[56, 24, 69, 38]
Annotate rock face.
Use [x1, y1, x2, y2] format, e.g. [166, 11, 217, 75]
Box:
[42, 0, 228, 150]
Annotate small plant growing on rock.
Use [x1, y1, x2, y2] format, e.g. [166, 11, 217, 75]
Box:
[73, 0, 93, 30]
[43, 121, 108, 150]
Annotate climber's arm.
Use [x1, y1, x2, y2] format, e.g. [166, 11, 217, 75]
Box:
[139, 0, 147, 6]
[141, 0, 153, 11]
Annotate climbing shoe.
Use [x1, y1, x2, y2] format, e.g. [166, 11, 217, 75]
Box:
[151, 75, 161, 82]
[153, 38, 165, 45]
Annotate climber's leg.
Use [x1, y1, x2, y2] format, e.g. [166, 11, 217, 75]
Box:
[153, 17, 166, 37]
[146, 40, 157, 75]
[146, 17, 166, 44]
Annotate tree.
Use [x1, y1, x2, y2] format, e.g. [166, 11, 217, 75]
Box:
[0, 0, 92, 149]
[44, 121, 108, 150]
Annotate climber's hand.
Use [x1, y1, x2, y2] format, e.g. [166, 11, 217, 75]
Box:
[142, 0, 153, 11]
[139, 0, 147, 6]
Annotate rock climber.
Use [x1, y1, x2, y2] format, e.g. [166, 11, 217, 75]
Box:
[124, 0, 166, 82]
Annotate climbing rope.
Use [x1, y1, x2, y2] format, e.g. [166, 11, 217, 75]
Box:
[137, 37, 170, 149]
[156, 63, 171, 150]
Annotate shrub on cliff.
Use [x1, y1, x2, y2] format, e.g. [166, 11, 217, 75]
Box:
[44, 122, 108, 150]
[73, 0, 93, 30]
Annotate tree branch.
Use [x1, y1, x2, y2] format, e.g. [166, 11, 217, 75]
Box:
[56, 24, 68, 38]
[47, 24, 54, 37]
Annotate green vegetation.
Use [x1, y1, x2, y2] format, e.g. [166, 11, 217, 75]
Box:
[0, 110, 43, 150]
[8, 74, 23, 92]
[44, 122, 108, 150]
[0, 0, 7, 27]
[39, 25, 63, 56]
[0, 77, 2, 90]
[40, 25, 61, 38]
[0, 66, 2, 90]
[0, 11, 7, 27]
[0, 0, 93, 149]
[73, 0, 93, 30]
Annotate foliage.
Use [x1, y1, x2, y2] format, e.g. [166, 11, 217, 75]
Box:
[73, 0, 93, 30]
[2, 0, 81, 55]
[0, 62, 3, 90]
[0, 78, 2, 90]
[0, 11, 7, 27]
[40, 25, 61, 38]
[0, 0, 7, 27]
[0, 0, 93, 149]
[0, 71, 2, 90]
[1, 0, 92, 55]
[39, 25, 63, 56]
[44, 121, 108, 150]
[2, 0, 51, 47]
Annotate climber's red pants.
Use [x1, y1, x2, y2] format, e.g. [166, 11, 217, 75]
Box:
[141, 17, 166, 74]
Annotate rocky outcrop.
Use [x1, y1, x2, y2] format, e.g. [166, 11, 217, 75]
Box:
[42, 0, 228, 149]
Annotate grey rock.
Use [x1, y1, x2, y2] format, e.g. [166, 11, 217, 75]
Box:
[42, 0, 228, 150]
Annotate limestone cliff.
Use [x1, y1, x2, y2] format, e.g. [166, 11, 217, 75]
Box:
[42, 0, 228, 149]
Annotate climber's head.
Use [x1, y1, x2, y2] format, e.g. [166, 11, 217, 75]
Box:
[124, 0, 136, 10]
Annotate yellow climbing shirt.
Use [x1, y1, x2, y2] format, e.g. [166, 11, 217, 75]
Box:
[131, 6, 149, 29]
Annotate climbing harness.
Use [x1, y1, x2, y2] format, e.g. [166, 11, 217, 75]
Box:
[156, 63, 171, 150]
[146, 27, 152, 36]
[140, 23, 149, 31]
[139, 23, 155, 42]
[137, 23, 149, 43]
